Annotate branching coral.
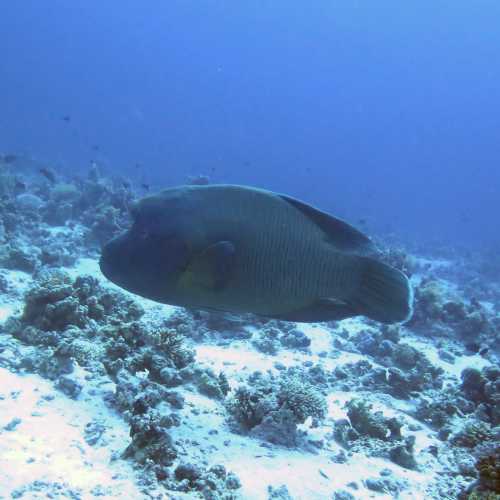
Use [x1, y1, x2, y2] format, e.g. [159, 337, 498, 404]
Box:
[225, 373, 327, 446]
[277, 376, 327, 424]
[334, 399, 417, 470]
[346, 399, 401, 441]
[451, 420, 494, 449]
[461, 367, 500, 426]
[465, 442, 500, 497]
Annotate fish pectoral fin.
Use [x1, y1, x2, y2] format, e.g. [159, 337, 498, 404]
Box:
[180, 240, 236, 291]
[276, 298, 356, 323]
[278, 194, 376, 255]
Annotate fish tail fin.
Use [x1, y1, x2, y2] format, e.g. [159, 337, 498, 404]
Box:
[348, 257, 413, 324]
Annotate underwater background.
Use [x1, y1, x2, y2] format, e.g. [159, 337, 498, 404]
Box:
[0, 2, 499, 500]
[1, 1, 500, 248]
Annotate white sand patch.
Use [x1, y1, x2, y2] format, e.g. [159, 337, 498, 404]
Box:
[197, 344, 285, 380]
[299, 323, 333, 354]
[1, 268, 32, 298]
[45, 225, 75, 237]
[66, 257, 101, 280]
[196, 343, 369, 386]
[3, 269, 32, 291]
[0, 368, 143, 498]
[326, 391, 436, 452]
[299, 318, 378, 355]
[0, 304, 17, 323]
[196, 318, 374, 380]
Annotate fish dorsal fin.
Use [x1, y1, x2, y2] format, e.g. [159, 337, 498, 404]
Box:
[180, 240, 236, 291]
[278, 194, 376, 255]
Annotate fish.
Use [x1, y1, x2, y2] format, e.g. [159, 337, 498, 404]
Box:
[99, 185, 413, 324]
[141, 183, 150, 191]
[39, 167, 57, 183]
[0, 154, 18, 164]
[479, 347, 489, 356]
[14, 180, 27, 192]
[465, 342, 480, 353]
[187, 175, 210, 186]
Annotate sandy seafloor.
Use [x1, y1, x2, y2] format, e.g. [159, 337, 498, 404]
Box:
[1, 252, 496, 500]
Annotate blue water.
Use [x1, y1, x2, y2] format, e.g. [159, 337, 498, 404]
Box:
[1, 1, 499, 249]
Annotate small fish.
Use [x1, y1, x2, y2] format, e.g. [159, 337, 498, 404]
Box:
[122, 181, 131, 190]
[358, 219, 367, 226]
[1, 154, 18, 164]
[465, 342, 480, 353]
[319, 469, 330, 479]
[39, 167, 57, 183]
[141, 183, 150, 191]
[62, 115, 71, 122]
[14, 180, 26, 192]
[479, 347, 489, 356]
[187, 175, 210, 186]
[459, 211, 470, 224]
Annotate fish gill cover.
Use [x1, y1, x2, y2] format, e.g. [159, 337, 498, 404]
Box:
[0, 1, 499, 499]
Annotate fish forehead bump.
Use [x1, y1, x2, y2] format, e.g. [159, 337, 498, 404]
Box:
[135, 186, 195, 215]
[135, 185, 269, 213]
[134, 185, 298, 222]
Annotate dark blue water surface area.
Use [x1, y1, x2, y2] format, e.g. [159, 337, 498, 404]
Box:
[1, 1, 499, 249]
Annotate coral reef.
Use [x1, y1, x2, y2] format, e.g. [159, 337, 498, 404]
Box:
[226, 372, 327, 446]
[333, 399, 418, 470]
[451, 420, 494, 449]
[461, 367, 500, 426]
[1, 159, 499, 498]
[0, 265, 240, 495]
[409, 278, 496, 349]
[414, 388, 474, 430]
[346, 399, 402, 441]
[123, 407, 179, 467]
[168, 462, 241, 497]
[464, 442, 500, 497]
[378, 244, 416, 278]
[332, 325, 444, 399]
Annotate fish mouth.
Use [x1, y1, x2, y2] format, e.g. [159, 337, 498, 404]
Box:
[98, 248, 115, 283]
[99, 234, 126, 284]
[99, 253, 108, 275]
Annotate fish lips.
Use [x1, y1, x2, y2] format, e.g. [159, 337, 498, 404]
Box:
[99, 229, 175, 299]
[99, 232, 133, 286]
